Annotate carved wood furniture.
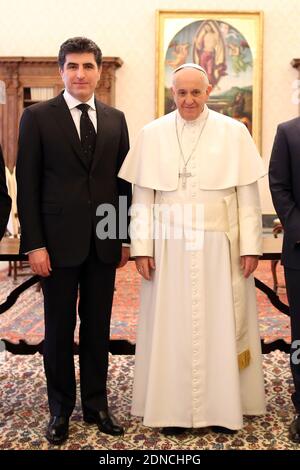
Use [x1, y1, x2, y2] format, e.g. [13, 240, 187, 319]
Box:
[0, 56, 123, 169]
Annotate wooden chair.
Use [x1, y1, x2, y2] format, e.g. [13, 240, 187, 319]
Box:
[5, 167, 29, 280]
[271, 218, 284, 293]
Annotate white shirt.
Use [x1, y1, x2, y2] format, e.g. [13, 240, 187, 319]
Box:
[63, 89, 97, 137]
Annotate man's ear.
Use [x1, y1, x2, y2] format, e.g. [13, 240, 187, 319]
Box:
[206, 84, 213, 97]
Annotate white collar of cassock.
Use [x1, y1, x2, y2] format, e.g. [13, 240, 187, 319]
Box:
[176, 104, 209, 134]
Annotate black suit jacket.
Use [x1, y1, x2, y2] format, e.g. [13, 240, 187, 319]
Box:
[0, 145, 11, 240]
[269, 117, 300, 268]
[16, 93, 131, 267]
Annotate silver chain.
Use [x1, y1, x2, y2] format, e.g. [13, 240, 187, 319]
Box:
[175, 111, 209, 171]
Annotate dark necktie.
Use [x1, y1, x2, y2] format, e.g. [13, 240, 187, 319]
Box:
[76, 103, 96, 166]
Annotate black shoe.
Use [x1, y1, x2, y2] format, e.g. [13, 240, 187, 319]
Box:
[161, 427, 186, 436]
[289, 415, 300, 443]
[211, 426, 237, 435]
[46, 416, 69, 445]
[83, 410, 124, 436]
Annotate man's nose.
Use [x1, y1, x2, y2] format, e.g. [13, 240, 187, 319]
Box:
[76, 66, 85, 79]
[185, 94, 194, 104]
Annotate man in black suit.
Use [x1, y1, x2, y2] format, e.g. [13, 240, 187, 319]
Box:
[269, 118, 300, 443]
[16, 37, 132, 445]
[0, 145, 11, 240]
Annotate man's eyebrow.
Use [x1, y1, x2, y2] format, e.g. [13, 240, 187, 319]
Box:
[177, 88, 201, 92]
[66, 62, 95, 67]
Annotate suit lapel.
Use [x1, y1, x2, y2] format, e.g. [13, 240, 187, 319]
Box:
[50, 93, 89, 170]
[92, 100, 109, 171]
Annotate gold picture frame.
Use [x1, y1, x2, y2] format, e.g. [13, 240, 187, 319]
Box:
[156, 10, 263, 149]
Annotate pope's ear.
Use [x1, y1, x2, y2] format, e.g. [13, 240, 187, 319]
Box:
[206, 84, 213, 96]
[171, 86, 176, 99]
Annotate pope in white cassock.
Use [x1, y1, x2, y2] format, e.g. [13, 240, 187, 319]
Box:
[119, 64, 266, 434]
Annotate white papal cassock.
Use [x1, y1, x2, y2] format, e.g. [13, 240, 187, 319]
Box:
[119, 105, 266, 429]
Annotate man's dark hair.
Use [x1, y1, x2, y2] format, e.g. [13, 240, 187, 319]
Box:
[58, 37, 102, 68]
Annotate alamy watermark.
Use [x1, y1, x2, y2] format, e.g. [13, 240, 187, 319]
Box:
[291, 340, 300, 365]
[0, 339, 6, 364]
[95, 197, 205, 251]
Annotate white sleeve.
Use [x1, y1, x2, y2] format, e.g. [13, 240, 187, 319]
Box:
[237, 181, 263, 256]
[129, 185, 155, 257]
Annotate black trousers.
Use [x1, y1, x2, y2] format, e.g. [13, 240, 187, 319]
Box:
[41, 241, 116, 417]
[284, 268, 300, 414]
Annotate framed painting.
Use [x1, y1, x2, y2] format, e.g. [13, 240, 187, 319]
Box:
[156, 10, 263, 149]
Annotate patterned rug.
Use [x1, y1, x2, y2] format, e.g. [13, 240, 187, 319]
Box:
[0, 262, 141, 345]
[0, 260, 290, 345]
[0, 351, 298, 450]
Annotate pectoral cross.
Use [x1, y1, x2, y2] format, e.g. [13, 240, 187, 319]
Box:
[179, 166, 192, 189]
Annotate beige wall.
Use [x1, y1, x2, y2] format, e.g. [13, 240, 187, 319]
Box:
[1, 0, 300, 213]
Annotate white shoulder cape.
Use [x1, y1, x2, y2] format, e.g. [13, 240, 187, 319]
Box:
[119, 108, 266, 190]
